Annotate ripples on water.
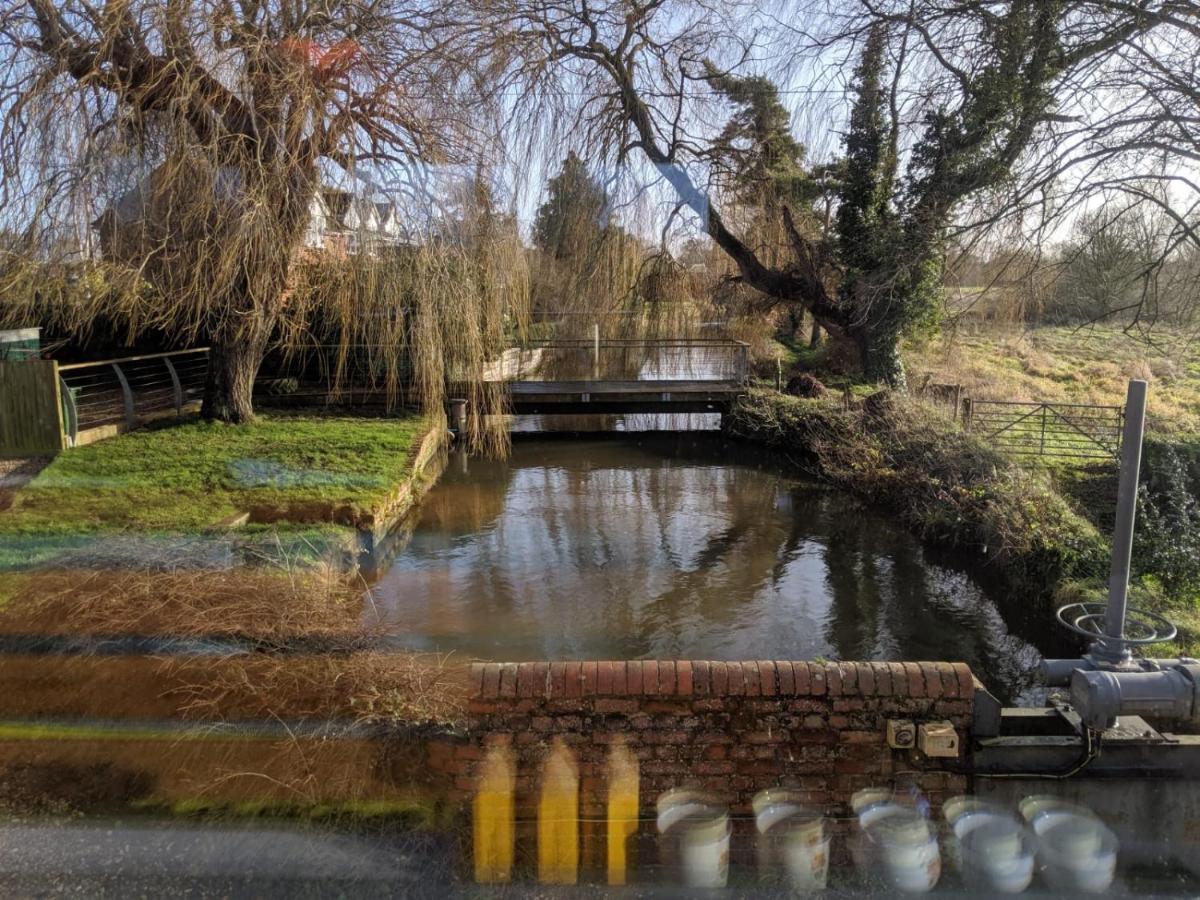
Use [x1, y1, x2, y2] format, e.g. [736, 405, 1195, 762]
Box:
[367, 434, 1046, 703]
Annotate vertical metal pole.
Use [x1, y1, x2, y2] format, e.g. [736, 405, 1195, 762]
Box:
[592, 323, 600, 380]
[1101, 380, 1148, 659]
[1040, 404, 1047, 456]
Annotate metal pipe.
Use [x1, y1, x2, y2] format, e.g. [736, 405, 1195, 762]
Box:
[593, 323, 600, 380]
[1100, 379, 1148, 661]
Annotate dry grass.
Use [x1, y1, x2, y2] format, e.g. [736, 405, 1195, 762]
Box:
[158, 652, 468, 728]
[0, 563, 364, 639]
[906, 324, 1200, 434]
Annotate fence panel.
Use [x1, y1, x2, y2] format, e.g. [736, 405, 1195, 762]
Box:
[0, 359, 65, 456]
[964, 399, 1123, 461]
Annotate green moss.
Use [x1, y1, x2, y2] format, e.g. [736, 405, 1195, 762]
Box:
[0, 410, 429, 537]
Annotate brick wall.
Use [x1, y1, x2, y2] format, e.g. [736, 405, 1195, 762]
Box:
[430, 659, 976, 871]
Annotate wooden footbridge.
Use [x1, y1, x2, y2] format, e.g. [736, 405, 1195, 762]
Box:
[488, 338, 750, 414]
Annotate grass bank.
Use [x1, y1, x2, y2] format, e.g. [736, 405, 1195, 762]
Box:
[725, 389, 1108, 602]
[0, 410, 437, 569]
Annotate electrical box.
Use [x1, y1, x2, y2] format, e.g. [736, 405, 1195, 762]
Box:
[917, 721, 959, 758]
[886, 719, 916, 749]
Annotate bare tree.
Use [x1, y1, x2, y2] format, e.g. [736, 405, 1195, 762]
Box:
[479, 0, 1200, 386]
[0, 0, 490, 422]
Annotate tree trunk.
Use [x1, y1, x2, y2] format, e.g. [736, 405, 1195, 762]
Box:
[809, 320, 823, 349]
[202, 336, 265, 424]
[853, 326, 906, 388]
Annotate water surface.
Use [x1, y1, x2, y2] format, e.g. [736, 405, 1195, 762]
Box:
[368, 435, 1044, 702]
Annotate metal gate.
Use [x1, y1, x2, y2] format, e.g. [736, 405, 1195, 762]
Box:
[963, 399, 1124, 461]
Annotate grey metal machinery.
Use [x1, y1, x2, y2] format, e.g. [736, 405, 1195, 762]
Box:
[1042, 379, 1200, 730]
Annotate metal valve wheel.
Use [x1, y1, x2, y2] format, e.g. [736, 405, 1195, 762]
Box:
[1055, 601, 1177, 646]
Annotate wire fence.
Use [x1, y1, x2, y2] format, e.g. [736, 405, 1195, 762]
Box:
[962, 399, 1123, 461]
[58, 348, 208, 444]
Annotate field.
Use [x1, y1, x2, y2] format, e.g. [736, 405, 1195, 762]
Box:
[906, 324, 1200, 435]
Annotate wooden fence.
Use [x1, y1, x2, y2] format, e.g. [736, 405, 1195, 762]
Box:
[0, 359, 66, 457]
[962, 398, 1123, 461]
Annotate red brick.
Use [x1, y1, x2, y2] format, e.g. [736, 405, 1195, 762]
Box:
[532, 662, 551, 696]
[840, 730, 880, 744]
[775, 661, 795, 695]
[870, 662, 892, 695]
[809, 665, 826, 696]
[482, 664, 502, 698]
[516, 662, 536, 698]
[595, 698, 639, 715]
[793, 662, 811, 695]
[497, 663, 517, 698]
[711, 662, 728, 695]
[903, 662, 926, 698]
[597, 661, 614, 695]
[693, 661, 711, 695]
[658, 661, 676, 695]
[857, 664, 876, 697]
[468, 699, 499, 714]
[550, 662, 567, 696]
[826, 665, 843, 697]
[469, 663, 485, 697]
[564, 662, 583, 698]
[626, 661, 643, 695]
[743, 662, 761, 696]
[676, 661, 694, 696]
[758, 661, 777, 696]
[582, 661, 598, 695]
[887, 663, 908, 697]
[932, 662, 957, 699]
[840, 663, 859, 696]
[919, 663, 943, 699]
[612, 661, 627, 695]
[727, 662, 746, 696]
[954, 663, 975, 701]
[643, 661, 661, 695]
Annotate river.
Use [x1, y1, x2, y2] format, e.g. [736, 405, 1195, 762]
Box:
[366, 432, 1046, 703]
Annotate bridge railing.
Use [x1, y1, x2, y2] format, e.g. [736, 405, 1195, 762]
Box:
[496, 338, 750, 384]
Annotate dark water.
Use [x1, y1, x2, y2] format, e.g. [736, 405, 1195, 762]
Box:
[367, 434, 1045, 702]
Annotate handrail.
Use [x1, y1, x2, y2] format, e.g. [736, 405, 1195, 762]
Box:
[58, 347, 209, 372]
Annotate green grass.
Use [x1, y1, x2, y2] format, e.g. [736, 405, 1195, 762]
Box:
[0, 411, 430, 536]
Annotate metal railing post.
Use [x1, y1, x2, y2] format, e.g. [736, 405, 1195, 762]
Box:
[592, 323, 600, 380]
[162, 356, 183, 415]
[110, 362, 135, 427]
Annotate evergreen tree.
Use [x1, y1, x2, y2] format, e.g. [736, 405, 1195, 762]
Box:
[533, 152, 612, 261]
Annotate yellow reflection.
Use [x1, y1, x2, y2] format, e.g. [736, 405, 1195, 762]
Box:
[473, 737, 515, 883]
[606, 736, 640, 885]
[538, 737, 579, 884]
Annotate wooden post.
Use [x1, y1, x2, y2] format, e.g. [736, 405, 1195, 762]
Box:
[961, 397, 973, 432]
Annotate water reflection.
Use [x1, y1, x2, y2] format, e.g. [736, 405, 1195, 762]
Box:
[367, 436, 1042, 702]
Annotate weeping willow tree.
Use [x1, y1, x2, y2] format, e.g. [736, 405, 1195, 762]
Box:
[0, 0, 522, 446]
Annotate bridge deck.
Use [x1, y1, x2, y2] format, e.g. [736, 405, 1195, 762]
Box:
[503, 379, 744, 414]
